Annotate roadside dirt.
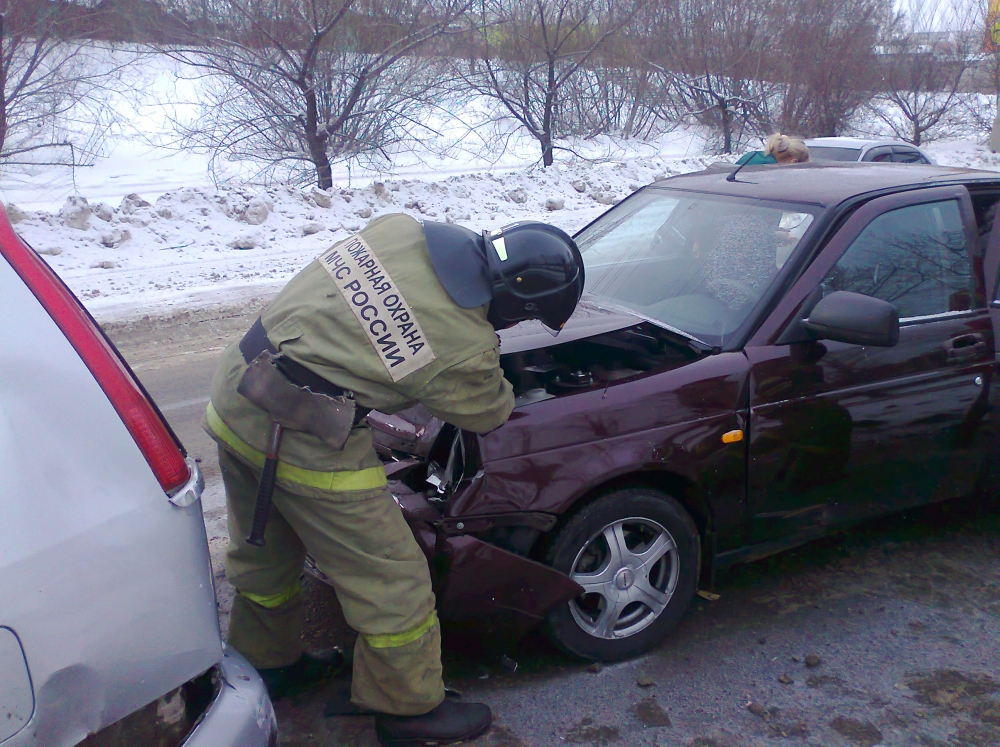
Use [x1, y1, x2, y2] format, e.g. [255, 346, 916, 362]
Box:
[101, 293, 274, 372]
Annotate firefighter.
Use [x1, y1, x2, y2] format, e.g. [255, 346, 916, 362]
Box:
[203, 214, 584, 746]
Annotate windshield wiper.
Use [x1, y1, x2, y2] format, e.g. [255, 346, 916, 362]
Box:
[660, 327, 717, 355]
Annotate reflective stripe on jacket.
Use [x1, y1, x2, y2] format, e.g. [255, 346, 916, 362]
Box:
[204, 401, 387, 492]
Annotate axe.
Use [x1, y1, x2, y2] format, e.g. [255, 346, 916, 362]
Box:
[237, 352, 358, 546]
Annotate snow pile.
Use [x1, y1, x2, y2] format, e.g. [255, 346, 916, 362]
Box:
[10, 152, 719, 317]
[8, 136, 1000, 321]
[923, 140, 1000, 171]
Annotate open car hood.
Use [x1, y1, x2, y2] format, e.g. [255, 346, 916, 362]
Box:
[367, 296, 643, 458]
[494, 295, 641, 354]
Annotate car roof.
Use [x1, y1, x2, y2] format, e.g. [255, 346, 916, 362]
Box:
[804, 137, 919, 150]
[653, 162, 1000, 208]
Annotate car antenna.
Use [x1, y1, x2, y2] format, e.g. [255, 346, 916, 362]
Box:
[726, 159, 748, 182]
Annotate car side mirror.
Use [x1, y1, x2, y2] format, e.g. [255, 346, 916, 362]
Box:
[801, 291, 899, 347]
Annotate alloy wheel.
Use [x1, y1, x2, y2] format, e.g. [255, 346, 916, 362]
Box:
[568, 517, 680, 640]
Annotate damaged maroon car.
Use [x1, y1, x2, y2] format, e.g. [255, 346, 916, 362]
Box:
[363, 163, 1000, 662]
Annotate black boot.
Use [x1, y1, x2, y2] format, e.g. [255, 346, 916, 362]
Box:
[257, 648, 346, 701]
[375, 698, 492, 746]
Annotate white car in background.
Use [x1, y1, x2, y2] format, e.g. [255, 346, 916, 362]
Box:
[0, 207, 276, 746]
[804, 137, 935, 165]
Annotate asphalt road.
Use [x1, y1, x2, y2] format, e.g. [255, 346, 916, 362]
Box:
[110, 308, 1000, 747]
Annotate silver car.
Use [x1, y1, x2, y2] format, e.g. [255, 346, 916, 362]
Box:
[804, 136, 935, 165]
[0, 209, 276, 746]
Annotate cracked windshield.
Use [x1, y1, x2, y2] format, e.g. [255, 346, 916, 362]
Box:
[577, 190, 815, 347]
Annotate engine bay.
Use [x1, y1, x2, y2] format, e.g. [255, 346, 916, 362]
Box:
[370, 320, 704, 555]
[502, 321, 698, 405]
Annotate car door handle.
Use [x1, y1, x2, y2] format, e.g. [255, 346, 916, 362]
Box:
[944, 333, 986, 361]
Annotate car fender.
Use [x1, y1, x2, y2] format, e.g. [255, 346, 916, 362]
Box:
[450, 411, 747, 537]
[435, 534, 583, 634]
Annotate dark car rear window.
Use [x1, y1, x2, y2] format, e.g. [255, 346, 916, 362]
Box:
[808, 146, 862, 162]
[892, 148, 928, 164]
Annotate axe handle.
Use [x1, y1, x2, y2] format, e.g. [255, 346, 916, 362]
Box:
[247, 422, 284, 547]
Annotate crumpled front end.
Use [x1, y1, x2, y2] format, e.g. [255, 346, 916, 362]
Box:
[387, 472, 583, 640]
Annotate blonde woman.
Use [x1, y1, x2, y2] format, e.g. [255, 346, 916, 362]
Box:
[735, 134, 810, 165]
[764, 133, 810, 164]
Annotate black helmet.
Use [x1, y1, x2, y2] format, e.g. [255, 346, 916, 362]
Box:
[424, 220, 584, 334]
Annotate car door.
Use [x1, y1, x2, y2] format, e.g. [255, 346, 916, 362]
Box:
[983, 194, 1000, 486]
[744, 185, 993, 544]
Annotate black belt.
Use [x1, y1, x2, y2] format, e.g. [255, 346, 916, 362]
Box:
[239, 317, 370, 426]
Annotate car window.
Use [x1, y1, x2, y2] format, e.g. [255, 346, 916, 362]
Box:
[971, 192, 1000, 246]
[863, 147, 893, 163]
[892, 148, 927, 164]
[578, 193, 682, 264]
[820, 199, 972, 320]
[808, 146, 862, 162]
[967, 192, 999, 306]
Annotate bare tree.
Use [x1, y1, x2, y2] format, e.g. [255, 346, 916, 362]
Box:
[569, 2, 679, 141]
[161, 0, 470, 189]
[651, 0, 776, 154]
[460, 0, 646, 166]
[555, 54, 674, 140]
[961, 92, 996, 142]
[0, 1, 130, 170]
[870, 0, 976, 145]
[612, 65, 673, 141]
[773, 0, 896, 137]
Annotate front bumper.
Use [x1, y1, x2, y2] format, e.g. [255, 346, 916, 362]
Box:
[183, 646, 277, 747]
[392, 480, 583, 638]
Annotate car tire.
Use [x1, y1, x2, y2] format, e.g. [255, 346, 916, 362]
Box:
[543, 488, 700, 662]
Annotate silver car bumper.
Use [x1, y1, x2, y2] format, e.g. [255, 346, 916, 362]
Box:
[183, 646, 277, 747]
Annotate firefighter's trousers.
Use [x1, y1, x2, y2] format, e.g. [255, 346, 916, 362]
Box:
[218, 446, 445, 716]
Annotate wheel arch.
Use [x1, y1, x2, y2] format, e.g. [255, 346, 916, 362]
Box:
[532, 467, 712, 562]
[538, 466, 707, 661]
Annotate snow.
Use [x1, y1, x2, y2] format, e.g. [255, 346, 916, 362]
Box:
[7, 136, 999, 322]
[0, 51, 708, 212]
[923, 139, 1000, 170]
[6, 148, 721, 320]
[0, 45, 995, 323]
